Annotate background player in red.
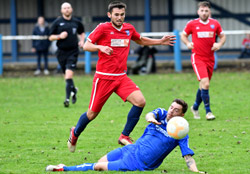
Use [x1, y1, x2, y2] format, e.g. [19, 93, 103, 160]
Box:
[67, 1, 176, 152]
[181, 1, 226, 120]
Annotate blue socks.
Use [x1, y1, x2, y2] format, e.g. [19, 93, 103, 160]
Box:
[74, 112, 90, 137]
[63, 163, 95, 171]
[122, 105, 143, 136]
[193, 88, 202, 110]
[201, 89, 211, 113]
[74, 105, 143, 138]
[193, 88, 212, 113]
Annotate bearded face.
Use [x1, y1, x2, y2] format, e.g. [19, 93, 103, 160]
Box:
[198, 6, 210, 22]
[108, 8, 125, 28]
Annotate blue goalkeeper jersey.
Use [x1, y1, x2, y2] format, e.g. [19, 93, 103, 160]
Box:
[134, 108, 194, 170]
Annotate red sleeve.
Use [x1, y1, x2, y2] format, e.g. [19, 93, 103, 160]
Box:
[131, 26, 141, 41]
[88, 23, 104, 43]
[183, 20, 193, 35]
[216, 21, 223, 36]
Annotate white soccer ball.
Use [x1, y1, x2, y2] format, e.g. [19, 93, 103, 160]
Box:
[167, 116, 189, 139]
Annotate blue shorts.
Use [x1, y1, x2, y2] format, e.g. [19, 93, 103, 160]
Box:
[107, 145, 144, 171]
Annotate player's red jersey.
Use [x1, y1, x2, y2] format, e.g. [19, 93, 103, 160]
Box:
[183, 18, 223, 57]
[87, 22, 141, 80]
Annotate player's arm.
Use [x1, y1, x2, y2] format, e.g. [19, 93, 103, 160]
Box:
[145, 112, 161, 125]
[184, 155, 206, 173]
[135, 35, 176, 46]
[181, 32, 194, 50]
[78, 32, 85, 48]
[83, 40, 113, 55]
[211, 33, 226, 51]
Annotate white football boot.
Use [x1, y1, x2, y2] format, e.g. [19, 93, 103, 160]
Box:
[190, 106, 201, 119]
[46, 164, 65, 171]
[206, 112, 216, 120]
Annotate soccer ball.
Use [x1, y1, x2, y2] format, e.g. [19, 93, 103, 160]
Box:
[167, 116, 189, 139]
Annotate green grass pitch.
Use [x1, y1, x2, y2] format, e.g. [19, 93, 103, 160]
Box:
[0, 72, 250, 174]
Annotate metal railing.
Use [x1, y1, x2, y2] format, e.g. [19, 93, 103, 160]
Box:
[1, 30, 250, 76]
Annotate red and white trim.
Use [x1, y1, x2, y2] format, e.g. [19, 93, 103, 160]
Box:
[89, 78, 99, 110]
[191, 53, 201, 80]
[96, 71, 126, 76]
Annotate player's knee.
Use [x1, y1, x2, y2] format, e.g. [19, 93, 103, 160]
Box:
[94, 163, 108, 171]
[94, 163, 104, 171]
[136, 97, 146, 108]
[202, 82, 210, 89]
[200, 79, 210, 89]
[87, 110, 99, 120]
[204, 83, 209, 89]
[64, 70, 74, 79]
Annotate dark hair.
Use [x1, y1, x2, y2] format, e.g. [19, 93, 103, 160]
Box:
[108, 1, 127, 13]
[172, 99, 188, 114]
[198, 1, 211, 9]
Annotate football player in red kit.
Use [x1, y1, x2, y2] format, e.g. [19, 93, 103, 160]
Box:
[181, 1, 226, 120]
[66, 1, 176, 152]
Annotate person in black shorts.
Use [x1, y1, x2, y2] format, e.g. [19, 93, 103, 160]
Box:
[49, 2, 85, 107]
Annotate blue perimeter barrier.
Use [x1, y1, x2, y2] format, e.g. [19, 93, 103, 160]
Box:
[0, 31, 183, 76]
[174, 30, 182, 72]
[84, 32, 91, 74]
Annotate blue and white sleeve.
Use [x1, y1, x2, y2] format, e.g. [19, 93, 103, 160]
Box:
[151, 108, 167, 121]
[178, 136, 195, 157]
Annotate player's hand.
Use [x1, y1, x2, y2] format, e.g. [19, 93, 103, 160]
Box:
[211, 42, 221, 51]
[147, 117, 161, 125]
[99, 46, 113, 55]
[59, 31, 68, 39]
[187, 42, 194, 49]
[78, 40, 84, 48]
[161, 35, 176, 46]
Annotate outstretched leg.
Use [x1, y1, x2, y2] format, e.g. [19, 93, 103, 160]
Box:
[46, 163, 107, 172]
[64, 163, 97, 171]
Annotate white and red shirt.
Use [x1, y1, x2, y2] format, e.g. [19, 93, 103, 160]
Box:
[88, 22, 141, 79]
[183, 18, 223, 57]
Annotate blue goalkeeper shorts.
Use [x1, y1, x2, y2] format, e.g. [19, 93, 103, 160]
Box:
[107, 144, 144, 171]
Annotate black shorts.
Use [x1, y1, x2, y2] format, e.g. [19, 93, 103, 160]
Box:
[57, 48, 79, 73]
